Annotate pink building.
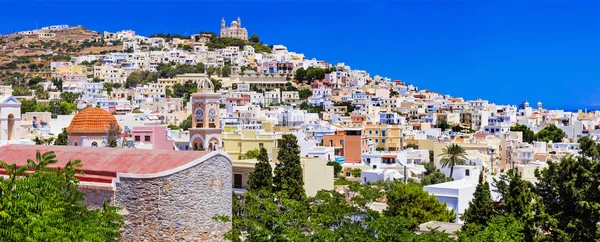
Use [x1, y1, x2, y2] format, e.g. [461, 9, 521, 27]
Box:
[131, 126, 174, 150]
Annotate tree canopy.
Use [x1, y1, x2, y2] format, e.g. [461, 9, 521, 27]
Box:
[534, 124, 566, 143]
[510, 124, 535, 143]
[0, 151, 123, 241]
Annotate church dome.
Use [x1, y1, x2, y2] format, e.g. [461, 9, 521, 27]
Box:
[231, 20, 238, 25]
[66, 107, 120, 133]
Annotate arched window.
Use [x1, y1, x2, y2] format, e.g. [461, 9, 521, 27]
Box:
[91, 141, 98, 147]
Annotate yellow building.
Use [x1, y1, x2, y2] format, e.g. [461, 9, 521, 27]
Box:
[364, 124, 403, 151]
[222, 130, 282, 159]
[232, 157, 334, 197]
[54, 65, 87, 75]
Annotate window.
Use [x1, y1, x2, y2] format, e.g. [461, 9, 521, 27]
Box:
[340, 140, 344, 145]
[346, 171, 351, 177]
[73, 141, 79, 146]
[465, 169, 470, 176]
[145, 136, 151, 142]
[375, 139, 378, 143]
[259, 143, 264, 149]
[369, 130, 372, 134]
[375, 130, 379, 135]
[91, 141, 98, 147]
[135, 136, 140, 142]
[382, 130, 386, 137]
[382, 139, 385, 143]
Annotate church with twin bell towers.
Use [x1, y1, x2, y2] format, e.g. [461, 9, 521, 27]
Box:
[220, 17, 248, 40]
[189, 79, 222, 151]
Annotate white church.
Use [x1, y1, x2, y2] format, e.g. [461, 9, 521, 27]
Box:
[0, 95, 28, 145]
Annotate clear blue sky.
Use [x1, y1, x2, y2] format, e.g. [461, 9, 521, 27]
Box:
[2, 1, 599, 110]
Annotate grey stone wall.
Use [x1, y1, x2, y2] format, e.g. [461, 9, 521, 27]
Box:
[115, 154, 232, 242]
[80, 186, 113, 209]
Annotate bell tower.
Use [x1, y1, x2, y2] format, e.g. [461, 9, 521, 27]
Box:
[189, 79, 222, 151]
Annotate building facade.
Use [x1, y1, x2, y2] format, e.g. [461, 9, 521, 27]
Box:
[220, 17, 248, 40]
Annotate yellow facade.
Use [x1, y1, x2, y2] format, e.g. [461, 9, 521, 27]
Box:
[232, 157, 334, 197]
[364, 124, 403, 151]
[55, 65, 87, 75]
[222, 130, 282, 159]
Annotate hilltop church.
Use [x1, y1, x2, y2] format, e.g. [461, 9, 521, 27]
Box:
[220, 17, 248, 40]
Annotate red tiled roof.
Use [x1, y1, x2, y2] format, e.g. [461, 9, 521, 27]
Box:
[0, 145, 212, 184]
[66, 107, 121, 133]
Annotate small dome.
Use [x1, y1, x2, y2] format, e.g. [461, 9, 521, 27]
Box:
[67, 107, 120, 133]
[231, 20, 238, 25]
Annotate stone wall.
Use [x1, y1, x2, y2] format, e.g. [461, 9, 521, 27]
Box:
[115, 154, 232, 241]
[80, 186, 114, 209]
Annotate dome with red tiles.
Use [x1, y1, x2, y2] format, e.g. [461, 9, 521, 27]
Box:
[66, 107, 120, 133]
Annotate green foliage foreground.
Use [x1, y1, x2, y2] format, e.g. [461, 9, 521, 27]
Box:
[0, 151, 123, 241]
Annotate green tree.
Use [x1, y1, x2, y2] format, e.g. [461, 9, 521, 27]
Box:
[510, 124, 535, 143]
[248, 147, 272, 193]
[179, 115, 192, 131]
[249, 34, 260, 43]
[125, 71, 142, 88]
[439, 143, 467, 179]
[54, 128, 69, 145]
[12, 85, 31, 96]
[326, 161, 342, 178]
[59, 91, 82, 103]
[207, 66, 216, 77]
[535, 156, 600, 241]
[436, 120, 451, 131]
[299, 89, 313, 100]
[420, 162, 452, 185]
[534, 124, 566, 143]
[384, 182, 455, 223]
[461, 172, 495, 230]
[0, 151, 123, 241]
[405, 143, 419, 149]
[273, 134, 306, 201]
[242, 148, 260, 159]
[20, 98, 37, 114]
[458, 215, 525, 242]
[51, 78, 63, 91]
[294, 67, 306, 82]
[195, 62, 206, 73]
[221, 64, 232, 77]
[578, 136, 599, 159]
[351, 168, 362, 178]
[105, 121, 120, 148]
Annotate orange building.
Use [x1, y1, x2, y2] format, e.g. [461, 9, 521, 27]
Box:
[322, 128, 368, 164]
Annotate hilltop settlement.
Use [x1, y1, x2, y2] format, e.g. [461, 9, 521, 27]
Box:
[1, 20, 600, 241]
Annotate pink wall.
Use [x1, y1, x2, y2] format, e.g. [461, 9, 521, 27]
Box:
[131, 126, 174, 150]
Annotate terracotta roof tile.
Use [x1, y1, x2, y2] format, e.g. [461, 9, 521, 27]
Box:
[66, 107, 120, 133]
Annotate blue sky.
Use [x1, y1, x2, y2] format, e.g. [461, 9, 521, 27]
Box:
[2, 1, 599, 110]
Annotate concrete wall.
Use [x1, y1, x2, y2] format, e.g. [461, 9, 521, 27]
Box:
[115, 154, 232, 241]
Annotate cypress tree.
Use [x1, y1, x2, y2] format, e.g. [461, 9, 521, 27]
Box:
[273, 134, 306, 201]
[461, 171, 495, 229]
[248, 147, 273, 193]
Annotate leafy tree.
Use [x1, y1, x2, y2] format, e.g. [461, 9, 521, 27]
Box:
[210, 78, 223, 92]
[195, 62, 206, 73]
[458, 215, 525, 242]
[294, 67, 306, 82]
[436, 120, 451, 131]
[248, 147, 272, 193]
[92, 77, 103, 83]
[20, 98, 37, 114]
[384, 182, 455, 223]
[207, 66, 216, 77]
[59, 91, 82, 103]
[0, 151, 123, 241]
[534, 124, 566, 143]
[510, 124, 535, 143]
[326, 161, 342, 178]
[405, 143, 419, 149]
[51, 78, 63, 91]
[54, 128, 69, 145]
[493, 170, 537, 240]
[242, 148, 260, 159]
[578, 136, 599, 159]
[12, 85, 31, 96]
[273, 134, 306, 201]
[351, 168, 362, 178]
[298, 89, 313, 100]
[179, 115, 192, 131]
[221, 64, 232, 77]
[461, 172, 495, 230]
[535, 156, 600, 241]
[420, 162, 452, 186]
[249, 34, 260, 43]
[439, 143, 467, 179]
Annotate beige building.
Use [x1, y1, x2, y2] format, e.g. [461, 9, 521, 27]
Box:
[220, 17, 248, 40]
[232, 157, 334, 197]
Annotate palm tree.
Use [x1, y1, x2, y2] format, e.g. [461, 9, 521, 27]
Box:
[439, 143, 468, 179]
